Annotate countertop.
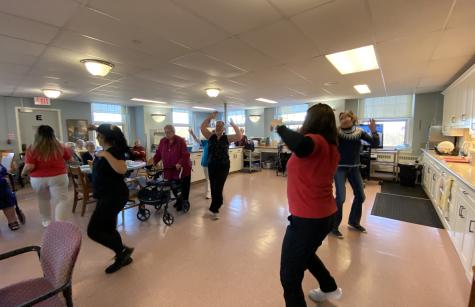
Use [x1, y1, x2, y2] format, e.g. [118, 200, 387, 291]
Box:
[422, 149, 475, 191]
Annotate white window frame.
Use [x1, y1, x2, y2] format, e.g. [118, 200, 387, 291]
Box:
[91, 104, 127, 147]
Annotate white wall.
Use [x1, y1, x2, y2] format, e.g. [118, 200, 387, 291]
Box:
[0, 96, 92, 152]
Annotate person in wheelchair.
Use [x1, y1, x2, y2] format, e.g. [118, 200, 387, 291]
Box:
[152, 125, 192, 211]
[0, 163, 20, 231]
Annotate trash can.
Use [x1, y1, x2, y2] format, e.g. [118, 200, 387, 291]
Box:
[398, 163, 417, 187]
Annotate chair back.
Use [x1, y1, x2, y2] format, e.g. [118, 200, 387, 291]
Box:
[40, 222, 82, 288]
[69, 166, 90, 190]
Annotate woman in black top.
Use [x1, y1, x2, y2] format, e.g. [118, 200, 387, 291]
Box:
[200, 112, 242, 220]
[87, 124, 134, 274]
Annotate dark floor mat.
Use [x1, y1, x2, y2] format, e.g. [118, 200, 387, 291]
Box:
[380, 182, 428, 199]
[371, 193, 443, 229]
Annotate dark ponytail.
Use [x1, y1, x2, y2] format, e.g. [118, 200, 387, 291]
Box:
[97, 124, 130, 158]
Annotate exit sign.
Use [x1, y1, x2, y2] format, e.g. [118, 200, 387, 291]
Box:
[34, 96, 50, 106]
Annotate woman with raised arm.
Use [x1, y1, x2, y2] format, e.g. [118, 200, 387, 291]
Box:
[273, 103, 342, 306]
[200, 112, 242, 220]
[189, 128, 211, 199]
[331, 112, 379, 239]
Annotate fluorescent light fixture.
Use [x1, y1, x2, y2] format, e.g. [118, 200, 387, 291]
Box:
[248, 115, 261, 123]
[325, 45, 379, 75]
[151, 113, 166, 123]
[80, 59, 114, 77]
[193, 106, 216, 111]
[353, 84, 371, 94]
[131, 98, 167, 104]
[256, 98, 278, 104]
[42, 89, 62, 99]
[205, 88, 220, 98]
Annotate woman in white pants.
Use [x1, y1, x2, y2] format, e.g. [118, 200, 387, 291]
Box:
[22, 125, 73, 227]
[189, 129, 211, 199]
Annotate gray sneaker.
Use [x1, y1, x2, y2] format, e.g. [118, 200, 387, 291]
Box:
[331, 229, 344, 239]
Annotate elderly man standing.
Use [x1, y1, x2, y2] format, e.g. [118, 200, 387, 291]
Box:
[153, 125, 192, 211]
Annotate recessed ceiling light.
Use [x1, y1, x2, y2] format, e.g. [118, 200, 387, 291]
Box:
[325, 45, 379, 75]
[193, 106, 216, 111]
[131, 98, 167, 104]
[256, 98, 278, 104]
[205, 88, 220, 98]
[80, 59, 114, 77]
[353, 84, 371, 94]
[42, 89, 62, 99]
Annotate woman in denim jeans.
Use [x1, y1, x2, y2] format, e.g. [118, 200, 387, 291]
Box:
[331, 111, 379, 239]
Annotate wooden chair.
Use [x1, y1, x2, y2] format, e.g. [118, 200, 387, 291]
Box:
[69, 166, 95, 216]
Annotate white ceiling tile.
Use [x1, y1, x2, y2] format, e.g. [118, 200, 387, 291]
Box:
[0, 12, 59, 44]
[285, 56, 347, 85]
[418, 55, 472, 88]
[0, 0, 79, 27]
[268, 0, 333, 16]
[201, 38, 277, 71]
[172, 53, 247, 78]
[0, 35, 47, 57]
[87, 0, 228, 49]
[240, 20, 320, 64]
[292, 0, 373, 55]
[66, 7, 190, 61]
[368, 0, 452, 42]
[343, 70, 385, 95]
[445, 0, 475, 30]
[432, 27, 475, 60]
[134, 70, 197, 88]
[51, 31, 162, 73]
[174, 0, 281, 34]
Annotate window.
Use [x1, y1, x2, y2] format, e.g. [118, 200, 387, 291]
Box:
[173, 109, 191, 143]
[91, 103, 126, 147]
[361, 120, 409, 148]
[277, 104, 308, 131]
[227, 110, 245, 135]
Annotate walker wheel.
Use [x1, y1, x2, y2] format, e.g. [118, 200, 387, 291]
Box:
[137, 208, 151, 221]
[163, 212, 174, 226]
[182, 200, 190, 213]
[154, 203, 163, 210]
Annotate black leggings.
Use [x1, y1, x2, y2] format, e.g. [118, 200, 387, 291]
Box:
[208, 162, 230, 213]
[87, 195, 127, 255]
[280, 214, 338, 307]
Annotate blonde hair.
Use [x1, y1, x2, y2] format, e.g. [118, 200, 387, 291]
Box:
[31, 125, 63, 161]
[339, 111, 358, 125]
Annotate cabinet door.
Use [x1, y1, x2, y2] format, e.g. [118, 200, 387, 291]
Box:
[453, 192, 467, 253]
[462, 204, 475, 272]
[190, 158, 198, 183]
[447, 183, 459, 235]
[470, 74, 475, 133]
[235, 149, 243, 171]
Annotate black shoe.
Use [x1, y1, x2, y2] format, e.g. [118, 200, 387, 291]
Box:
[105, 246, 134, 274]
[331, 230, 344, 239]
[348, 223, 367, 233]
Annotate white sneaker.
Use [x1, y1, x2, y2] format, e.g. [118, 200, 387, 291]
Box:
[41, 220, 51, 228]
[206, 193, 211, 199]
[308, 288, 342, 302]
[209, 211, 219, 220]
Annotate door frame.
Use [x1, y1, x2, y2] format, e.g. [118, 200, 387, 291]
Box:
[15, 107, 64, 152]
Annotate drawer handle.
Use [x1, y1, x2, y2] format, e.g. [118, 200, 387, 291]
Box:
[460, 206, 466, 218]
[470, 220, 475, 233]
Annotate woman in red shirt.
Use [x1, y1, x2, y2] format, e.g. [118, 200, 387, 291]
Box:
[272, 104, 342, 306]
[22, 125, 73, 227]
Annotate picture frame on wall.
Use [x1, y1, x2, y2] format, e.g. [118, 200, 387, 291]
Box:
[66, 119, 89, 142]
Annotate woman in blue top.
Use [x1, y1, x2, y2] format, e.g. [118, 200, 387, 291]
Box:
[0, 163, 20, 231]
[190, 128, 211, 199]
[332, 111, 379, 239]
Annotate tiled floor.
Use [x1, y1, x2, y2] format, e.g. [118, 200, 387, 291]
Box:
[0, 170, 470, 307]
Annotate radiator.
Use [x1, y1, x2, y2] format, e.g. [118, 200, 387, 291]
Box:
[373, 152, 418, 172]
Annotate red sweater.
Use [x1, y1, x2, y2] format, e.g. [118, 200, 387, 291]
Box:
[286, 134, 340, 219]
[153, 136, 192, 180]
[25, 146, 72, 178]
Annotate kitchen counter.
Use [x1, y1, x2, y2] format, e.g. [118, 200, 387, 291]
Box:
[422, 149, 475, 191]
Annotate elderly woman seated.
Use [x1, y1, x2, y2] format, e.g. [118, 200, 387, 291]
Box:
[0, 163, 20, 231]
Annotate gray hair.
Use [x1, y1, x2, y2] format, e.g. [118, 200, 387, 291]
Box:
[85, 141, 95, 147]
[65, 142, 76, 149]
[164, 124, 175, 133]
